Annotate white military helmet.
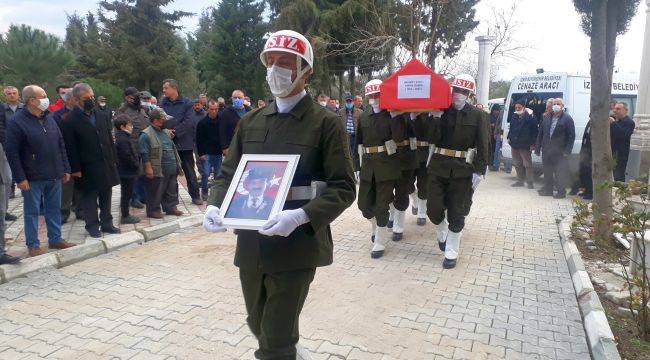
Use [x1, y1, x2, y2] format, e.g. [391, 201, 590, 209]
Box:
[451, 74, 476, 94]
[365, 79, 382, 96]
[260, 30, 314, 69]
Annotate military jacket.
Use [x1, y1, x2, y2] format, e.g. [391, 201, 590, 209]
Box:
[392, 114, 418, 171]
[208, 95, 356, 273]
[427, 103, 490, 179]
[356, 109, 401, 182]
[412, 113, 431, 164]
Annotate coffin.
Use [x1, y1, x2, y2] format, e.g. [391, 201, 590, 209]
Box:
[380, 58, 451, 111]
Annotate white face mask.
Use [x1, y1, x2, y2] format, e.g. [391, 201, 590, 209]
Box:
[37, 98, 50, 111]
[552, 104, 562, 113]
[452, 93, 467, 110]
[515, 110, 524, 115]
[266, 65, 294, 98]
[318, 101, 327, 107]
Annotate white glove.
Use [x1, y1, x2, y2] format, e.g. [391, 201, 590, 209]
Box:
[258, 208, 309, 237]
[203, 205, 227, 233]
[429, 110, 443, 118]
[472, 174, 484, 191]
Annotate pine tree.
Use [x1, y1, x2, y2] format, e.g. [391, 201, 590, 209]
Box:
[193, 0, 269, 101]
[0, 24, 74, 88]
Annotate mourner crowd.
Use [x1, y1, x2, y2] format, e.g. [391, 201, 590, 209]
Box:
[0, 79, 259, 264]
[0, 27, 638, 360]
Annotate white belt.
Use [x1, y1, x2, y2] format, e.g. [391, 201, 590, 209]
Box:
[362, 145, 386, 154]
[431, 146, 468, 158]
[286, 181, 327, 201]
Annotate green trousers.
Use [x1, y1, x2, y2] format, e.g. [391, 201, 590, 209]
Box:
[240, 268, 316, 360]
[357, 177, 395, 227]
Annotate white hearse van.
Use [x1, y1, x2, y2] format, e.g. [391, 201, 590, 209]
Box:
[500, 72, 638, 173]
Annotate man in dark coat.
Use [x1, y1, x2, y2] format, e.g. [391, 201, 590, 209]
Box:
[507, 99, 538, 188]
[609, 102, 636, 182]
[161, 79, 202, 205]
[535, 98, 576, 198]
[63, 83, 121, 238]
[219, 89, 248, 158]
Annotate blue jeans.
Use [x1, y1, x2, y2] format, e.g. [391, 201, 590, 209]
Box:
[132, 176, 147, 202]
[201, 155, 222, 192]
[22, 179, 62, 248]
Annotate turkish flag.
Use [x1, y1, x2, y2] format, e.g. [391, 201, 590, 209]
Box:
[380, 59, 451, 111]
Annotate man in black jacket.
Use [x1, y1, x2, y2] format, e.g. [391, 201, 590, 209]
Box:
[507, 100, 538, 188]
[63, 83, 121, 238]
[219, 89, 248, 157]
[535, 98, 576, 198]
[196, 100, 222, 200]
[114, 115, 141, 224]
[609, 102, 636, 182]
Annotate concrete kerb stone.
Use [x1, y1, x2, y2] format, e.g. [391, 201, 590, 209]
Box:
[0, 253, 59, 283]
[558, 215, 621, 360]
[138, 221, 180, 242]
[102, 231, 145, 252]
[177, 214, 203, 229]
[56, 239, 106, 267]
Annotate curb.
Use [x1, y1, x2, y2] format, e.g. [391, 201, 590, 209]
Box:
[558, 216, 621, 360]
[0, 215, 204, 285]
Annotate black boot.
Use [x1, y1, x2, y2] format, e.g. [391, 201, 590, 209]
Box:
[442, 258, 457, 269]
[438, 241, 446, 251]
[392, 232, 403, 242]
[417, 218, 426, 226]
[387, 220, 393, 229]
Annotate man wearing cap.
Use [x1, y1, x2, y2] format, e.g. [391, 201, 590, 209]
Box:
[338, 93, 361, 179]
[389, 112, 418, 242]
[118, 87, 151, 209]
[203, 30, 355, 359]
[427, 74, 489, 269]
[227, 168, 275, 220]
[409, 113, 432, 226]
[357, 79, 401, 259]
[507, 99, 538, 189]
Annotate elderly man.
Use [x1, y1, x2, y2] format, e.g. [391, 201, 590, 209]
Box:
[507, 99, 539, 188]
[535, 98, 576, 198]
[219, 90, 248, 158]
[6, 85, 74, 256]
[257, 99, 266, 109]
[199, 93, 208, 110]
[317, 94, 329, 108]
[139, 108, 184, 218]
[609, 102, 635, 182]
[161, 79, 202, 205]
[338, 93, 362, 177]
[0, 86, 23, 219]
[354, 95, 364, 111]
[63, 83, 121, 238]
[196, 100, 222, 200]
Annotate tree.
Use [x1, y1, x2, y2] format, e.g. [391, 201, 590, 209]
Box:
[193, 0, 269, 101]
[0, 24, 74, 88]
[96, 0, 194, 93]
[573, 0, 640, 241]
[64, 12, 104, 79]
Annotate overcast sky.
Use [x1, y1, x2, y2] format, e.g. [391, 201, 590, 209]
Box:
[0, 0, 647, 81]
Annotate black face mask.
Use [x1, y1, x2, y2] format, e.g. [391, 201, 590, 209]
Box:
[129, 97, 141, 109]
[83, 98, 95, 112]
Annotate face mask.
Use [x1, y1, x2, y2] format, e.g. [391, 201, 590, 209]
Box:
[319, 101, 327, 107]
[452, 93, 468, 110]
[98, 102, 106, 108]
[83, 98, 95, 112]
[232, 98, 244, 108]
[368, 98, 376, 105]
[345, 103, 353, 110]
[37, 98, 50, 111]
[515, 110, 523, 115]
[552, 104, 562, 112]
[266, 65, 295, 98]
[130, 97, 141, 109]
[244, 101, 251, 107]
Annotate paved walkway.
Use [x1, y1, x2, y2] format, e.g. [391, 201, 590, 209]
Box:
[0, 172, 590, 359]
[4, 177, 206, 259]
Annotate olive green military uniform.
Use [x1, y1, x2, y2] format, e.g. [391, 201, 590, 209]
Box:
[208, 95, 356, 360]
[357, 109, 401, 227]
[391, 114, 419, 212]
[411, 113, 431, 200]
[426, 103, 489, 233]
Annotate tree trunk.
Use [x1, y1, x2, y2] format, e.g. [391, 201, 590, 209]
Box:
[338, 70, 344, 103]
[348, 66, 356, 98]
[590, 0, 616, 242]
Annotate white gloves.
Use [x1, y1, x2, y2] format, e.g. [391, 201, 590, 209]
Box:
[430, 110, 443, 118]
[472, 174, 484, 191]
[203, 205, 227, 233]
[259, 208, 309, 237]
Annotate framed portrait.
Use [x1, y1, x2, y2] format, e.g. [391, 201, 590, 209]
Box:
[221, 154, 300, 230]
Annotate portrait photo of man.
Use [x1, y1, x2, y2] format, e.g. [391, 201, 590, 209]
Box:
[226, 166, 277, 220]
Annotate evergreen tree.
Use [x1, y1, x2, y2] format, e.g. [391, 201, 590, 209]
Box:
[193, 0, 269, 101]
[64, 12, 104, 79]
[96, 0, 194, 93]
[0, 24, 74, 88]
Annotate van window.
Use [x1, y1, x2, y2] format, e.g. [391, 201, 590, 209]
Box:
[506, 92, 563, 125]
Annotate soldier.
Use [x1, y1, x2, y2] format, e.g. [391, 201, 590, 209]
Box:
[203, 30, 356, 359]
[409, 113, 432, 226]
[357, 79, 401, 258]
[427, 74, 489, 269]
[389, 113, 418, 241]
